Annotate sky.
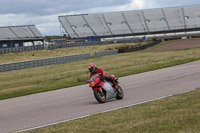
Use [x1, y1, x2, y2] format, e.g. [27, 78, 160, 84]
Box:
[0, 0, 200, 36]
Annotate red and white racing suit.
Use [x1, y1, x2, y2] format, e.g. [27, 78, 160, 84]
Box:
[90, 68, 118, 88]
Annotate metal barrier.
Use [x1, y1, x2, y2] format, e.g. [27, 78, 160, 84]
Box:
[0, 45, 44, 54]
[0, 52, 90, 72]
[94, 49, 119, 57]
[118, 40, 162, 53]
[48, 39, 141, 49]
[0, 39, 142, 54]
[0, 40, 160, 72]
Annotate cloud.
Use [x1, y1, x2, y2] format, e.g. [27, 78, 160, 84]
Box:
[119, 0, 159, 11]
[0, 0, 130, 15]
[0, 0, 132, 35]
[1, 0, 200, 36]
[0, 13, 62, 35]
[130, 0, 145, 9]
[69, 0, 158, 14]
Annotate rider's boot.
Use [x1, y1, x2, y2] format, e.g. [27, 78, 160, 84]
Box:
[106, 76, 119, 92]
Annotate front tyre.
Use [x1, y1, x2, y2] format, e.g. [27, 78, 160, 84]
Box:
[116, 85, 124, 100]
[94, 89, 106, 103]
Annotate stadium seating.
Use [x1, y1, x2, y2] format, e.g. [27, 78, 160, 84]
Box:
[84, 14, 111, 36]
[66, 15, 94, 37]
[0, 25, 43, 40]
[143, 8, 169, 32]
[123, 11, 147, 33]
[59, 5, 200, 38]
[0, 27, 17, 39]
[184, 5, 200, 29]
[103, 12, 132, 35]
[163, 7, 185, 30]
[58, 16, 78, 38]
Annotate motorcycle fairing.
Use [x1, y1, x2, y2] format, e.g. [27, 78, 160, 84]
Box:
[102, 82, 116, 100]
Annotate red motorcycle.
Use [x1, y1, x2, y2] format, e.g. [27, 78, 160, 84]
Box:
[87, 73, 124, 103]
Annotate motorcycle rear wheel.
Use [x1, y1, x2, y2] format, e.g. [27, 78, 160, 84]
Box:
[94, 89, 106, 103]
[116, 85, 124, 100]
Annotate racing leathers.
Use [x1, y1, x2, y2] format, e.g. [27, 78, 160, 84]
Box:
[90, 68, 118, 89]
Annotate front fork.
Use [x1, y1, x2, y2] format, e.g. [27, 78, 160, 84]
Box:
[93, 87, 102, 92]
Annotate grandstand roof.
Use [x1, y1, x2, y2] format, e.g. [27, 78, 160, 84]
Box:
[59, 5, 200, 39]
[0, 25, 44, 41]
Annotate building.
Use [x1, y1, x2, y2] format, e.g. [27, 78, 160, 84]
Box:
[0, 25, 44, 48]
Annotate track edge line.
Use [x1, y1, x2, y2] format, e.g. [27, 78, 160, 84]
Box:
[16, 88, 197, 133]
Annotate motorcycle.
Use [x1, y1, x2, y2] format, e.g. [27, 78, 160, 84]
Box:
[87, 73, 124, 103]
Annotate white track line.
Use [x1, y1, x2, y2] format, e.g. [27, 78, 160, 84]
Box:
[16, 88, 196, 133]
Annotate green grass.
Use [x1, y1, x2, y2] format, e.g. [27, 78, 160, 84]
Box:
[24, 88, 200, 133]
[0, 42, 145, 64]
[1, 45, 200, 100]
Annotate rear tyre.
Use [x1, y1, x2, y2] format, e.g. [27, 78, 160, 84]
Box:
[94, 89, 106, 103]
[116, 85, 124, 100]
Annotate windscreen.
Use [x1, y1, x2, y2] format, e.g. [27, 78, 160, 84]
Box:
[90, 74, 99, 81]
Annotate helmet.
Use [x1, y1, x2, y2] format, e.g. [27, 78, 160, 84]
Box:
[88, 63, 96, 73]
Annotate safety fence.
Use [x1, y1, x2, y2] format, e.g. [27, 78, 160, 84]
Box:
[118, 40, 162, 53]
[0, 41, 162, 72]
[0, 45, 44, 54]
[48, 39, 142, 49]
[0, 39, 142, 54]
[0, 52, 90, 72]
[94, 40, 162, 57]
[94, 49, 118, 57]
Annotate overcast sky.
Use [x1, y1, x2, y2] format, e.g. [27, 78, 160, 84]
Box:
[0, 0, 200, 36]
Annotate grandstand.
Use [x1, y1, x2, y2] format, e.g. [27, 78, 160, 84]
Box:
[0, 25, 44, 48]
[59, 5, 200, 39]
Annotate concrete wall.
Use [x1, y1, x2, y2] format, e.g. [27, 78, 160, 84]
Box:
[0, 52, 90, 72]
[94, 49, 118, 57]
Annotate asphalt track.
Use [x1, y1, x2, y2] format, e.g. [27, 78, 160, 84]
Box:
[0, 60, 200, 133]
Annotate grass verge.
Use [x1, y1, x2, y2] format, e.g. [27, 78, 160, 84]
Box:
[24, 88, 200, 133]
[1, 46, 200, 100]
[0, 42, 146, 64]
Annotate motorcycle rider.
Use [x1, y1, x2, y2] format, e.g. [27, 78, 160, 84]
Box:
[88, 63, 119, 90]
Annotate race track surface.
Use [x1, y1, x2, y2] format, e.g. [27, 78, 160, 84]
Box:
[0, 60, 200, 133]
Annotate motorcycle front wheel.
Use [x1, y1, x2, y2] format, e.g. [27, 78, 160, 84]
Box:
[94, 89, 106, 103]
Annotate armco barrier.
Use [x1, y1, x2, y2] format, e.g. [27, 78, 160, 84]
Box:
[0, 52, 90, 72]
[94, 40, 162, 57]
[118, 40, 162, 53]
[94, 49, 118, 57]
